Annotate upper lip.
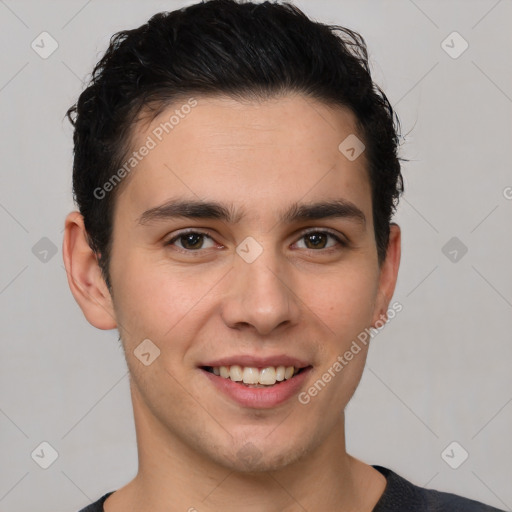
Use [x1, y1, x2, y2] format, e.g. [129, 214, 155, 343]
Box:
[200, 355, 311, 369]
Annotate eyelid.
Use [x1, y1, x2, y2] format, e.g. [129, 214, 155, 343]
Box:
[300, 227, 347, 242]
[165, 228, 218, 247]
[165, 227, 348, 251]
[294, 228, 348, 250]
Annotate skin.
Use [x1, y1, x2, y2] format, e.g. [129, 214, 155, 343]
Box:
[63, 93, 401, 511]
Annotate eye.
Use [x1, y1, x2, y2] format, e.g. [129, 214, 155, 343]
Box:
[294, 230, 347, 251]
[166, 230, 217, 251]
[165, 228, 347, 254]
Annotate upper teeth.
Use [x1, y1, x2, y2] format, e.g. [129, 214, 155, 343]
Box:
[212, 365, 298, 385]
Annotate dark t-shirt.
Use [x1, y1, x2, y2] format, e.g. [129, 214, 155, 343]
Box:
[78, 465, 505, 511]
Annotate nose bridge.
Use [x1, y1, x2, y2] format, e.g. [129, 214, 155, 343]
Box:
[221, 236, 300, 335]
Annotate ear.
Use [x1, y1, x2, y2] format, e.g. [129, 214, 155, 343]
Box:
[62, 211, 117, 330]
[371, 223, 401, 327]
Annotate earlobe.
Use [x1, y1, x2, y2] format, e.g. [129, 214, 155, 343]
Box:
[371, 223, 401, 327]
[62, 211, 117, 330]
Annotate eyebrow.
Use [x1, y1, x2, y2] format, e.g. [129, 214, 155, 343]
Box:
[137, 198, 366, 227]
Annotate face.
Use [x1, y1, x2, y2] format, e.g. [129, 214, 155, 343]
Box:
[70, 93, 400, 473]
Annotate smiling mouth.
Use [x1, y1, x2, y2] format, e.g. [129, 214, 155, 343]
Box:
[201, 365, 311, 387]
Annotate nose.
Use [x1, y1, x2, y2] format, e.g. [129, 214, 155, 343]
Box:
[220, 244, 301, 337]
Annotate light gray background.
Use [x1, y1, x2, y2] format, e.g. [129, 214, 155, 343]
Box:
[1, 1, 511, 511]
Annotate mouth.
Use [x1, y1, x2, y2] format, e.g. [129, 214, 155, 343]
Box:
[198, 355, 313, 408]
[201, 364, 310, 387]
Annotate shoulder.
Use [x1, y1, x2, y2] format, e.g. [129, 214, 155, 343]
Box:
[372, 465, 506, 512]
[77, 492, 114, 512]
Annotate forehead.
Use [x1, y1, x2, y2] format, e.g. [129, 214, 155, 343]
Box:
[116, 94, 372, 223]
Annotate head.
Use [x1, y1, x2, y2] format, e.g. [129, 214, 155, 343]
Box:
[64, 0, 403, 473]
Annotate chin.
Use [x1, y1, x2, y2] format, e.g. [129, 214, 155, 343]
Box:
[212, 436, 313, 474]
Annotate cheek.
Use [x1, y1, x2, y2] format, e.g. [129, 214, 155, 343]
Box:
[300, 270, 377, 416]
[110, 229, 380, 348]
[110, 252, 218, 348]
[313, 265, 379, 339]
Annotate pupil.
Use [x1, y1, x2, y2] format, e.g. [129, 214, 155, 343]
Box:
[307, 233, 326, 249]
[183, 233, 202, 249]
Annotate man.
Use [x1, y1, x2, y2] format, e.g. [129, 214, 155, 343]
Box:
[62, 1, 504, 510]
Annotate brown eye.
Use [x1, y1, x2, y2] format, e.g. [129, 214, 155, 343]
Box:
[166, 231, 215, 251]
[304, 232, 328, 249]
[295, 230, 346, 251]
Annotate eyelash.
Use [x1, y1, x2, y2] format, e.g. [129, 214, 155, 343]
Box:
[165, 228, 348, 254]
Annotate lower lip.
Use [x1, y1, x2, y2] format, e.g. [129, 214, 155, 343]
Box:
[201, 367, 312, 409]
